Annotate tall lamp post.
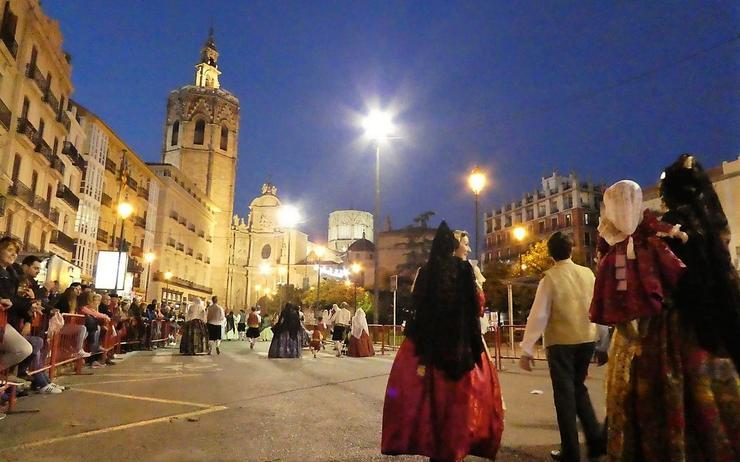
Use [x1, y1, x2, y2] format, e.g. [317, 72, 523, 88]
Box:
[163, 271, 173, 301]
[114, 201, 133, 292]
[314, 245, 326, 308]
[278, 205, 300, 289]
[513, 226, 527, 273]
[362, 109, 395, 324]
[143, 252, 155, 302]
[350, 262, 362, 308]
[509, 226, 527, 356]
[468, 166, 486, 262]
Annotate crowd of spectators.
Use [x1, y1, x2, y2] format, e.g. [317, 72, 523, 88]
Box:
[0, 236, 183, 420]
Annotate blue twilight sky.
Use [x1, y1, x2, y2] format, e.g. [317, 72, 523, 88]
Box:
[46, 1, 738, 240]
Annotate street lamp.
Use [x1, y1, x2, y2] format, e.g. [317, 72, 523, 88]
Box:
[114, 201, 134, 293]
[143, 252, 155, 302]
[314, 245, 326, 309]
[163, 270, 173, 301]
[513, 226, 527, 273]
[362, 109, 395, 324]
[278, 205, 300, 287]
[468, 166, 486, 262]
[351, 262, 363, 308]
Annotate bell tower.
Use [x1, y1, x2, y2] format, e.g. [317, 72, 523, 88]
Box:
[161, 28, 240, 302]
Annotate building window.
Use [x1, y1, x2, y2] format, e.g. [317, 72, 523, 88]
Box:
[551, 217, 558, 230]
[261, 244, 271, 259]
[5, 211, 13, 235]
[565, 214, 572, 227]
[193, 120, 205, 145]
[23, 222, 31, 249]
[21, 97, 29, 120]
[538, 221, 545, 234]
[584, 213, 589, 225]
[53, 137, 58, 154]
[40, 231, 47, 252]
[38, 119, 45, 140]
[584, 232, 591, 246]
[171, 120, 179, 146]
[220, 126, 228, 150]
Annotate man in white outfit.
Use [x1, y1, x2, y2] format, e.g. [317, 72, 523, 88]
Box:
[206, 296, 225, 355]
[328, 302, 352, 357]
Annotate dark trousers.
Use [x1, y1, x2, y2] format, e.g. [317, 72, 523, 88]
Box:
[546, 342, 603, 462]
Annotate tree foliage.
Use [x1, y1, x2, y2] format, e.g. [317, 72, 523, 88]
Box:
[301, 279, 366, 310]
[509, 240, 554, 278]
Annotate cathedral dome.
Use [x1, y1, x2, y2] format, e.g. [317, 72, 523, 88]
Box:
[249, 183, 281, 208]
[347, 238, 375, 252]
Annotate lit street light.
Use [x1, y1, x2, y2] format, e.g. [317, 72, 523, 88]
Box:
[350, 262, 363, 308]
[278, 205, 300, 288]
[314, 245, 326, 309]
[362, 108, 395, 324]
[513, 226, 527, 273]
[164, 270, 173, 300]
[143, 252, 155, 302]
[114, 201, 134, 293]
[468, 166, 487, 262]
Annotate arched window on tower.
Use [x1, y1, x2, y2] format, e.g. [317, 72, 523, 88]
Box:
[193, 120, 205, 145]
[220, 126, 228, 150]
[171, 120, 179, 146]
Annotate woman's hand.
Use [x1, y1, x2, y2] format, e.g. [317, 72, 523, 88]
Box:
[0, 298, 12, 310]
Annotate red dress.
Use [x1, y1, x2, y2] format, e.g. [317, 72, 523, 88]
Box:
[347, 331, 375, 357]
[381, 292, 504, 461]
[590, 210, 686, 325]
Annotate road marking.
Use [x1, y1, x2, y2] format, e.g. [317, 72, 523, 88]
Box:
[70, 388, 214, 408]
[69, 373, 201, 386]
[0, 406, 227, 452]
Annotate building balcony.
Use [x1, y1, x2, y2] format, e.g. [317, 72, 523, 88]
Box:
[169, 211, 178, 221]
[8, 180, 33, 205]
[25, 62, 48, 95]
[32, 195, 50, 217]
[187, 224, 195, 232]
[44, 90, 59, 116]
[126, 176, 137, 190]
[130, 246, 143, 258]
[0, 97, 10, 131]
[166, 238, 176, 248]
[56, 110, 71, 132]
[127, 258, 144, 274]
[50, 230, 75, 254]
[176, 243, 184, 252]
[134, 215, 146, 228]
[62, 141, 86, 169]
[97, 228, 109, 244]
[49, 207, 59, 224]
[33, 138, 65, 176]
[55, 184, 80, 210]
[152, 271, 212, 294]
[100, 192, 112, 208]
[105, 157, 117, 174]
[206, 236, 213, 243]
[137, 187, 149, 199]
[16, 117, 38, 144]
[186, 249, 193, 257]
[0, 195, 5, 217]
[205, 257, 211, 264]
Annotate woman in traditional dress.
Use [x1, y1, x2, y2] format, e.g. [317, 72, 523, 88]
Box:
[246, 307, 262, 349]
[347, 308, 375, 357]
[179, 298, 209, 355]
[268, 303, 302, 358]
[310, 316, 327, 358]
[381, 221, 504, 462]
[602, 155, 740, 461]
[223, 310, 238, 341]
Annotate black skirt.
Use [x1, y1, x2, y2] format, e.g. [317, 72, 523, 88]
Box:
[207, 323, 222, 340]
[332, 325, 347, 341]
[237, 323, 246, 332]
[246, 327, 261, 339]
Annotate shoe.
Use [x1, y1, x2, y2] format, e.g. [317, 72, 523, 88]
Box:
[216, 346, 220, 355]
[51, 383, 66, 391]
[37, 384, 63, 394]
[105, 359, 117, 366]
[77, 350, 92, 358]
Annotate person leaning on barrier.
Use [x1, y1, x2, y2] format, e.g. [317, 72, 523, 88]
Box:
[0, 236, 34, 385]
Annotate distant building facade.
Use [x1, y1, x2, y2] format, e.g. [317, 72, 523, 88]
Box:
[328, 210, 373, 252]
[484, 172, 605, 267]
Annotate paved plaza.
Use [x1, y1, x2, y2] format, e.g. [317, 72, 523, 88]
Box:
[2, 341, 605, 462]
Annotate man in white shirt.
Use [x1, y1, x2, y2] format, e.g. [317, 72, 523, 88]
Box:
[519, 232, 605, 462]
[206, 296, 225, 355]
[328, 302, 352, 357]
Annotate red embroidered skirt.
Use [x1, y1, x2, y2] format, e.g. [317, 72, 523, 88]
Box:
[347, 331, 375, 357]
[381, 338, 504, 461]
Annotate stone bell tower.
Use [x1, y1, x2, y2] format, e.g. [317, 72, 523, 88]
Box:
[161, 28, 240, 301]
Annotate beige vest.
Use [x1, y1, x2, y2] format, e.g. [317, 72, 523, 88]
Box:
[543, 260, 597, 347]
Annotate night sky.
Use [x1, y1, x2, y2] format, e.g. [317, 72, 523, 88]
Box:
[45, 1, 739, 240]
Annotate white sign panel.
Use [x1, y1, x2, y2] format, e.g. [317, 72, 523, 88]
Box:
[94, 251, 128, 290]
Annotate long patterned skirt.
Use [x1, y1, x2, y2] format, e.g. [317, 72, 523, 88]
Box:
[268, 331, 302, 358]
[607, 310, 740, 461]
[382, 338, 504, 461]
[179, 320, 210, 355]
[347, 331, 375, 357]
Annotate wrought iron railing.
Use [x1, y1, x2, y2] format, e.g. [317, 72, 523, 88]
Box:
[56, 184, 80, 210]
[97, 228, 109, 243]
[50, 230, 75, 253]
[8, 180, 33, 205]
[62, 141, 86, 169]
[25, 62, 47, 94]
[0, 97, 10, 131]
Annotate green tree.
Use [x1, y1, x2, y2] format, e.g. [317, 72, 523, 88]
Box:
[510, 240, 554, 278]
[301, 279, 366, 310]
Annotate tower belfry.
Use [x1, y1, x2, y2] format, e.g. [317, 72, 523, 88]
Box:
[195, 27, 221, 89]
